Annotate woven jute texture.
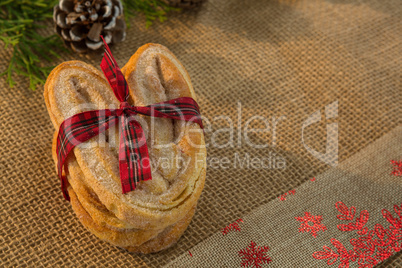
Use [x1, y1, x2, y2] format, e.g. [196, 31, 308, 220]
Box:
[0, 0, 400, 267]
[166, 126, 402, 267]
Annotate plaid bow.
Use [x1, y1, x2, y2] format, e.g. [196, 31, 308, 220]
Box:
[56, 37, 203, 201]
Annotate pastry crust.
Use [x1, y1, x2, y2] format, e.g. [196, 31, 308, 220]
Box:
[44, 44, 206, 252]
[68, 186, 197, 253]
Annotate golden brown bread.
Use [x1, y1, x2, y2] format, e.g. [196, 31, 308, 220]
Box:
[44, 44, 206, 252]
[68, 186, 197, 253]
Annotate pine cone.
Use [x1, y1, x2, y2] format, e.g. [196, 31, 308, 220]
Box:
[165, 0, 206, 9]
[53, 0, 126, 53]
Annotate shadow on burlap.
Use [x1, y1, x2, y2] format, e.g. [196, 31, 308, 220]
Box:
[0, 0, 400, 267]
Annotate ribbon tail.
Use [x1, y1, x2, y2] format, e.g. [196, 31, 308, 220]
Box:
[119, 114, 152, 194]
[57, 110, 118, 201]
[100, 37, 129, 102]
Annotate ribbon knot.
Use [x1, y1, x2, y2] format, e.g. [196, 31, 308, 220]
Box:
[55, 37, 203, 201]
[120, 101, 131, 110]
[119, 101, 134, 116]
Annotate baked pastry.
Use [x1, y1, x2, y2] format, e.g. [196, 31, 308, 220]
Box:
[44, 44, 206, 253]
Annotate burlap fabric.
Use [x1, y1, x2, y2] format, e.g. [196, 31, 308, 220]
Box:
[166, 126, 402, 267]
[0, 0, 400, 267]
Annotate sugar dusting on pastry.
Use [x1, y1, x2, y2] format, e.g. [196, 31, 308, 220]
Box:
[44, 44, 206, 252]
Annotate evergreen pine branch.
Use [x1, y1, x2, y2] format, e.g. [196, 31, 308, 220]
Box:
[1, 0, 176, 90]
[0, 0, 64, 90]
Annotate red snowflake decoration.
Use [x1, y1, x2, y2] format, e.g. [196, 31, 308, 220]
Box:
[313, 238, 357, 267]
[336, 201, 369, 235]
[288, 189, 296, 195]
[239, 241, 272, 268]
[222, 219, 243, 235]
[313, 202, 402, 268]
[391, 160, 402, 176]
[278, 190, 296, 201]
[279, 194, 287, 201]
[296, 212, 327, 238]
[311, 177, 316, 181]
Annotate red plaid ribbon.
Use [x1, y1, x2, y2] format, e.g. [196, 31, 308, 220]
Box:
[56, 37, 203, 201]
